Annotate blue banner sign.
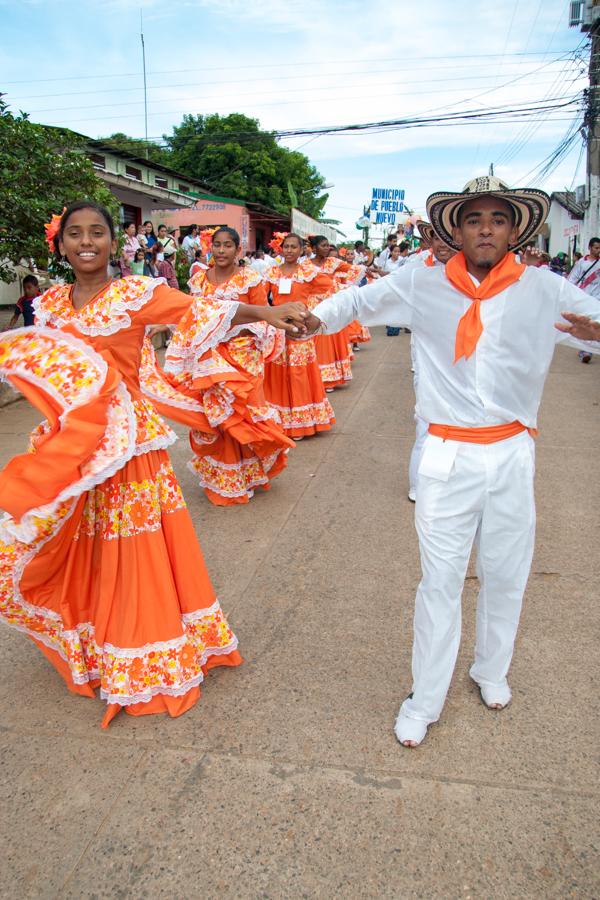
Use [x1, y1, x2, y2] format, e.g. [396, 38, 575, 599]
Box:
[370, 187, 405, 224]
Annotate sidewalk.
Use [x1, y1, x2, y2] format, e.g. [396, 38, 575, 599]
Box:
[1, 330, 599, 898]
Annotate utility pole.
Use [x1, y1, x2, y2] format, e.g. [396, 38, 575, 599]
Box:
[572, 1, 600, 244]
[586, 19, 600, 241]
[140, 8, 149, 156]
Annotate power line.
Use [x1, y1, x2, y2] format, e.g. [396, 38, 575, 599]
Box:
[494, 38, 589, 167]
[28, 72, 585, 118]
[1, 48, 580, 85]
[11, 55, 575, 103]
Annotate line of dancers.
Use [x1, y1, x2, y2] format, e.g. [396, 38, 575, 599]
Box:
[1, 180, 598, 744]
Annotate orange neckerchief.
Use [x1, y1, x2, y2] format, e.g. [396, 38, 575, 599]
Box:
[446, 251, 525, 363]
[424, 252, 435, 267]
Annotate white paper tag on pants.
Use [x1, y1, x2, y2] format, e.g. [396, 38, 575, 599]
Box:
[278, 278, 292, 295]
[418, 435, 459, 482]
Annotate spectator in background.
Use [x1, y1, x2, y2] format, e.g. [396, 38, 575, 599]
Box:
[381, 244, 404, 273]
[5, 274, 40, 329]
[143, 220, 157, 257]
[182, 225, 201, 262]
[190, 248, 208, 278]
[251, 247, 270, 276]
[567, 235, 600, 363]
[120, 222, 140, 276]
[157, 247, 179, 288]
[572, 250, 583, 266]
[375, 232, 398, 270]
[157, 223, 177, 258]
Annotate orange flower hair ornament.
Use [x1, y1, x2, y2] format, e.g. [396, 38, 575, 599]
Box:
[268, 231, 288, 255]
[339, 246, 348, 258]
[44, 207, 66, 253]
[199, 227, 218, 255]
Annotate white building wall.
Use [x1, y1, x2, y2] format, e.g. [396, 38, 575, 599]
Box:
[547, 202, 582, 258]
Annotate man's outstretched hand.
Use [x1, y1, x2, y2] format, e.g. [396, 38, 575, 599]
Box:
[555, 312, 600, 341]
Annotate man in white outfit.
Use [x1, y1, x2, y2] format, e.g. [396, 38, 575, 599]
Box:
[296, 176, 600, 747]
[406, 222, 456, 502]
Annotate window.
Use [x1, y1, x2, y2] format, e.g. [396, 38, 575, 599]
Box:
[89, 152, 106, 170]
[121, 204, 141, 228]
[155, 175, 168, 189]
[178, 183, 189, 193]
[125, 165, 142, 181]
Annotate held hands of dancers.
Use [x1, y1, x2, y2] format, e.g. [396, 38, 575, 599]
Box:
[287, 310, 324, 340]
[233, 301, 310, 335]
[554, 312, 600, 341]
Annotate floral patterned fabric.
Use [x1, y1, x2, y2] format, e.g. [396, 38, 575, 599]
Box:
[0, 280, 243, 726]
[144, 266, 293, 506]
[263, 261, 336, 438]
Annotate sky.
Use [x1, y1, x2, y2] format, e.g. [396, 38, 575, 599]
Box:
[0, 0, 590, 239]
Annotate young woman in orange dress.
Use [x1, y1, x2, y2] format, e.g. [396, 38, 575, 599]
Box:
[0, 201, 307, 727]
[336, 246, 372, 349]
[174, 226, 293, 506]
[309, 235, 365, 388]
[263, 233, 335, 439]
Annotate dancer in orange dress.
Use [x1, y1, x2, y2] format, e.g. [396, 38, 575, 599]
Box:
[0, 201, 307, 727]
[263, 233, 335, 439]
[145, 227, 293, 506]
[337, 247, 372, 349]
[310, 235, 365, 388]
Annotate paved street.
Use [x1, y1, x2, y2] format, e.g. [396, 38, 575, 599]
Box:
[1, 328, 599, 899]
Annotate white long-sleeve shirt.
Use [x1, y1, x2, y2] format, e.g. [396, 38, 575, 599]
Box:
[567, 256, 600, 298]
[312, 264, 600, 429]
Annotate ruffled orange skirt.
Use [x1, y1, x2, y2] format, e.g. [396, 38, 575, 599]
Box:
[347, 321, 371, 344]
[315, 331, 352, 389]
[8, 450, 241, 727]
[263, 337, 335, 438]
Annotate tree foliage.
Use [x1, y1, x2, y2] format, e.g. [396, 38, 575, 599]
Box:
[102, 114, 329, 218]
[101, 132, 171, 167]
[163, 113, 327, 218]
[0, 98, 118, 283]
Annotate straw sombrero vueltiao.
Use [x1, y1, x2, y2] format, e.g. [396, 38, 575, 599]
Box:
[426, 175, 550, 251]
[416, 220, 434, 246]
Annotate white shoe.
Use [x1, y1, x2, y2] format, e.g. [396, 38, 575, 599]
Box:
[408, 489, 416, 503]
[472, 677, 512, 710]
[394, 712, 428, 747]
[325, 387, 334, 393]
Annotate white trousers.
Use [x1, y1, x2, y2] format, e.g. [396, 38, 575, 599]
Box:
[401, 431, 536, 724]
[408, 414, 429, 495]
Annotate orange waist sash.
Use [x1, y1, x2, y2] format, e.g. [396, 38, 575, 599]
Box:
[428, 420, 536, 444]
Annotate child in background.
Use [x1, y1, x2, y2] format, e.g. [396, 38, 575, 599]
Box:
[136, 224, 148, 250]
[130, 248, 146, 275]
[5, 275, 40, 329]
[144, 243, 161, 277]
